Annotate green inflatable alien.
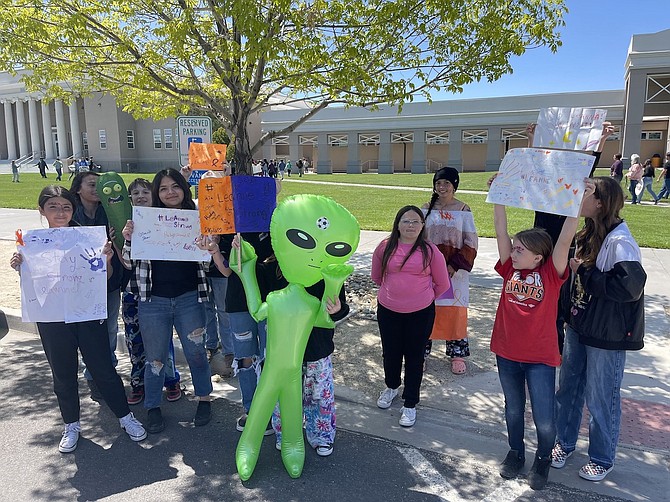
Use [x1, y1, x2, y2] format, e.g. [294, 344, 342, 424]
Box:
[96, 172, 131, 249]
[231, 194, 360, 480]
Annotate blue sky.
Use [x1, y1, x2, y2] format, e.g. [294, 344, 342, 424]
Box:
[432, 0, 669, 101]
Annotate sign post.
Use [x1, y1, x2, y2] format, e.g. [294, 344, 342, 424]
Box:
[177, 116, 213, 167]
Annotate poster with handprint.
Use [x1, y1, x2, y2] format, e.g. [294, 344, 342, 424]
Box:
[533, 107, 607, 151]
[486, 148, 595, 217]
[18, 226, 108, 323]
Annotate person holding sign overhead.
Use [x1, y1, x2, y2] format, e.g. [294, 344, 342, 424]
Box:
[121, 168, 213, 433]
[9, 186, 147, 453]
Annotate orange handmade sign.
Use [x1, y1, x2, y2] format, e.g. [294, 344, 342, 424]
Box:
[188, 143, 227, 170]
[199, 176, 276, 235]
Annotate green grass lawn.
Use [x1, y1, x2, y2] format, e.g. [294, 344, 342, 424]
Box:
[2, 172, 669, 248]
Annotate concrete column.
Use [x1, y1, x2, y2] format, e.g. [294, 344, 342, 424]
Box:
[346, 132, 361, 174]
[54, 99, 68, 158]
[3, 101, 17, 160]
[28, 98, 42, 156]
[411, 129, 426, 174]
[316, 133, 331, 174]
[378, 131, 393, 174]
[16, 100, 29, 157]
[485, 126, 502, 171]
[68, 99, 82, 158]
[447, 128, 463, 170]
[288, 133, 300, 163]
[41, 100, 55, 159]
[621, 71, 646, 168]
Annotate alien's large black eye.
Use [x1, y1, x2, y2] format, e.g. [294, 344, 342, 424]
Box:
[326, 242, 352, 257]
[286, 229, 316, 249]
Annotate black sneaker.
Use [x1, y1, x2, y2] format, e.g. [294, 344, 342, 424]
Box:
[147, 407, 165, 434]
[194, 401, 212, 427]
[86, 379, 104, 402]
[528, 456, 552, 490]
[500, 449, 525, 479]
[236, 414, 274, 436]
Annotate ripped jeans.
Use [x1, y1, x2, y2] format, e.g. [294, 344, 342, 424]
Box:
[138, 291, 212, 409]
[229, 311, 266, 413]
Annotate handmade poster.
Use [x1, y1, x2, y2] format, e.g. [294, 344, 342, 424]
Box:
[19, 226, 108, 323]
[486, 148, 595, 217]
[130, 207, 211, 261]
[199, 176, 276, 234]
[533, 107, 607, 151]
[188, 142, 227, 170]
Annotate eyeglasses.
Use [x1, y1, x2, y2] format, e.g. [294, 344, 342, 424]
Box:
[400, 219, 422, 226]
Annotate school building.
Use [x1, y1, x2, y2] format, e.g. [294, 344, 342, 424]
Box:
[1, 28, 669, 173]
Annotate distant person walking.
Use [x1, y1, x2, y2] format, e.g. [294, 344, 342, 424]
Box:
[639, 159, 658, 204]
[36, 156, 48, 178]
[610, 154, 623, 184]
[11, 160, 19, 182]
[655, 152, 670, 202]
[53, 157, 63, 181]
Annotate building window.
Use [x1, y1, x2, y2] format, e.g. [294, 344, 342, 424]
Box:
[82, 132, 88, 151]
[462, 130, 488, 144]
[328, 134, 348, 147]
[99, 130, 107, 149]
[271, 135, 289, 145]
[299, 135, 318, 145]
[641, 131, 663, 141]
[426, 131, 449, 144]
[153, 129, 162, 149]
[358, 133, 380, 146]
[391, 132, 414, 143]
[501, 129, 528, 141]
[126, 130, 135, 149]
[164, 129, 173, 149]
[646, 74, 670, 104]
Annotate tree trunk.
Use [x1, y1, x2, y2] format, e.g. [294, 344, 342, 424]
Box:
[231, 102, 253, 175]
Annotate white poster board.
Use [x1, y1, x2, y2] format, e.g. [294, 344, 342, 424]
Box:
[533, 107, 607, 151]
[130, 206, 210, 261]
[486, 148, 595, 217]
[19, 226, 108, 323]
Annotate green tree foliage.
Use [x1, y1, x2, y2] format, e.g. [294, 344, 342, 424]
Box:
[0, 0, 565, 173]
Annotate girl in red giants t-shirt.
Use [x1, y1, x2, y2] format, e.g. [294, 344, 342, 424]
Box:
[490, 179, 595, 491]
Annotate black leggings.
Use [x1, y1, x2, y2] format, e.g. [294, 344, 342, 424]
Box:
[377, 302, 435, 408]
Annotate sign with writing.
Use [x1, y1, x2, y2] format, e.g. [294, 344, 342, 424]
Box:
[533, 107, 607, 151]
[130, 207, 211, 261]
[188, 142, 227, 170]
[188, 169, 209, 187]
[177, 116, 212, 166]
[486, 148, 595, 217]
[199, 176, 276, 234]
[19, 226, 108, 323]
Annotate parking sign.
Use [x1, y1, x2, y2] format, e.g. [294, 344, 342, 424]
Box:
[177, 116, 212, 166]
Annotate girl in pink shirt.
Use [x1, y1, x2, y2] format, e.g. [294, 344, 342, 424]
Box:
[371, 205, 450, 427]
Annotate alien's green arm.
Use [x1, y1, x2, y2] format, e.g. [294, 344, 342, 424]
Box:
[229, 239, 268, 322]
[313, 263, 354, 328]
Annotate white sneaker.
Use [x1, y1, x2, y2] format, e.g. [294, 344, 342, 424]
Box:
[59, 421, 81, 453]
[399, 407, 416, 427]
[119, 412, 148, 442]
[377, 387, 399, 409]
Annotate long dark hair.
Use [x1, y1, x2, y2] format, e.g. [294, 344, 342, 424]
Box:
[38, 185, 77, 210]
[380, 205, 432, 278]
[69, 171, 99, 206]
[152, 169, 195, 209]
[575, 177, 624, 266]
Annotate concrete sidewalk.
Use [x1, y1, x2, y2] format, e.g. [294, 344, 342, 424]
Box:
[1, 216, 669, 501]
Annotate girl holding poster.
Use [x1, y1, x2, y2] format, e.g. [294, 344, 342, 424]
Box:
[490, 180, 593, 490]
[121, 169, 213, 434]
[9, 186, 147, 454]
[422, 167, 478, 375]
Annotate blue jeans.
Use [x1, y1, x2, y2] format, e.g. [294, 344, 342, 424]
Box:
[138, 291, 212, 409]
[229, 311, 266, 413]
[657, 178, 670, 200]
[555, 326, 626, 469]
[496, 355, 556, 459]
[84, 288, 120, 381]
[639, 177, 658, 202]
[204, 276, 233, 354]
[628, 179, 640, 203]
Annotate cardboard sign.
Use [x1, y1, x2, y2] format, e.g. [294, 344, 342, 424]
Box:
[19, 226, 108, 323]
[188, 143, 227, 170]
[487, 148, 595, 217]
[130, 207, 211, 261]
[199, 176, 276, 234]
[533, 107, 607, 151]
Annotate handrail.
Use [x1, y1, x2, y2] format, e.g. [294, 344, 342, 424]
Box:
[427, 159, 443, 172]
[16, 152, 35, 167]
[361, 160, 378, 173]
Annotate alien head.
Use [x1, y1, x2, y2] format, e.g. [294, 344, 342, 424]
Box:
[96, 172, 127, 205]
[270, 195, 360, 287]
